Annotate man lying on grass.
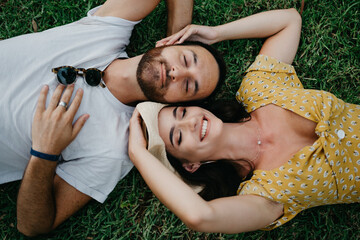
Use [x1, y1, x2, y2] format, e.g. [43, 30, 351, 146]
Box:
[0, 0, 227, 236]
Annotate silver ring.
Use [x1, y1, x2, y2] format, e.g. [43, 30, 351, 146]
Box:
[58, 101, 68, 109]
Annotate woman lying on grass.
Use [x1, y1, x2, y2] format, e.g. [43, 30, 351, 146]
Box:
[128, 8, 360, 233]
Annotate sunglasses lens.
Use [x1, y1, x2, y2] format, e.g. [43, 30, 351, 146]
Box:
[57, 67, 76, 85]
[85, 69, 102, 86]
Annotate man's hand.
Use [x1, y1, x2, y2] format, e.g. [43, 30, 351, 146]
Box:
[17, 85, 90, 237]
[32, 84, 89, 155]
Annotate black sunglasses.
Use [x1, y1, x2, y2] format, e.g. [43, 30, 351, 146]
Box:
[52, 66, 105, 87]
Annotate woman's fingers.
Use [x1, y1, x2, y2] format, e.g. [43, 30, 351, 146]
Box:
[167, 26, 191, 45]
[156, 25, 192, 46]
[177, 27, 197, 44]
[129, 109, 147, 149]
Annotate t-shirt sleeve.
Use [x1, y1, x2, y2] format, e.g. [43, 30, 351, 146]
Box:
[86, 6, 141, 26]
[56, 156, 133, 203]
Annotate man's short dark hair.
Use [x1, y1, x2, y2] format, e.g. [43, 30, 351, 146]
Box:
[178, 41, 227, 103]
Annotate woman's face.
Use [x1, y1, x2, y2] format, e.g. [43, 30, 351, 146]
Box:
[158, 106, 223, 163]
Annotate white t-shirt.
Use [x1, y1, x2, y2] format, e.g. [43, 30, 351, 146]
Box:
[0, 7, 140, 203]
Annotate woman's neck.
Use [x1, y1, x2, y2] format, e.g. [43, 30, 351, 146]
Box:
[213, 117, 263, 167]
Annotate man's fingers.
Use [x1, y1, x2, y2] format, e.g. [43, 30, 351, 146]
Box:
[35, 85, 49, 114]
[72, 114, 89, 139]
[58, 85, 75, 111]
[66, 88, 83, 117]
[48, 84, 65, 110]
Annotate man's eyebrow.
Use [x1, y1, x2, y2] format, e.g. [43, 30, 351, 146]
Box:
[194, 81, 199, 96]
[191, 50, 197, 65]
[191, 50, 199, 96]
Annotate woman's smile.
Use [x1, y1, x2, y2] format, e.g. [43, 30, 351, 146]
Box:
[158, 106, 223, 162]
[200, 117, 209, 141]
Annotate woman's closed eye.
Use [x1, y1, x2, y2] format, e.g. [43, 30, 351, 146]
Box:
[173, 107, 186, 146]
[177, 107, 186, 146]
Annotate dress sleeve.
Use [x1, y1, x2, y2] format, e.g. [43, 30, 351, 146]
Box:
[244, 55, 301, 87]
[236, 55, 303, 112]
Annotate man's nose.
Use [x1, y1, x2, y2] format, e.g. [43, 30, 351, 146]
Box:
[169, 65, 188, 82]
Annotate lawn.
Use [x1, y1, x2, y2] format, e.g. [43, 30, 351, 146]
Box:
[1, 0, 359, 239]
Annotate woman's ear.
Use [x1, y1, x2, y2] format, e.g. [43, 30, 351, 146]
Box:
[182, 162, 201, 173]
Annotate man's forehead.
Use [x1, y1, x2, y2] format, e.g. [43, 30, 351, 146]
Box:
[166, 44, 206, 54]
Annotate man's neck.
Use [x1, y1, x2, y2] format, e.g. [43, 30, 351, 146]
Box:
[103, 55, 147, 106]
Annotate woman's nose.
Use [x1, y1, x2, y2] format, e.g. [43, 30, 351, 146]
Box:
[179, 117, 197, 132]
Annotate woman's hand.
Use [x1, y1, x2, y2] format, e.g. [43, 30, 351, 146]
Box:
[31, 84, 89, 155]
[156, 24, 219, 47]
[128, 109, 148, 161]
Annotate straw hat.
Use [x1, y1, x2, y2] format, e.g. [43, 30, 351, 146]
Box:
[136, 101, 203, 193]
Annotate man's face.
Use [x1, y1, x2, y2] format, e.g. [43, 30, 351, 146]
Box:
[136, 45, 219, 103]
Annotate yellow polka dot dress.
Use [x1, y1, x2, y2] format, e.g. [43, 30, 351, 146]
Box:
[236, 55, 360, 230]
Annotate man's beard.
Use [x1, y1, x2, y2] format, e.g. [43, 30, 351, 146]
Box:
[136, 46, 170, 103]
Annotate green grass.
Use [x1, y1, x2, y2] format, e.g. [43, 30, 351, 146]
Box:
[1, 0, 359, 239]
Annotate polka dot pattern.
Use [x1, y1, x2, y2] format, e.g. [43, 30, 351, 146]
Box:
[236, 55, 360, 230]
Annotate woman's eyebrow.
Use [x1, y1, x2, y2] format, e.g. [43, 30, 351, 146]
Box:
[169, 107, 178, 147]
[173, 107, 178, 118]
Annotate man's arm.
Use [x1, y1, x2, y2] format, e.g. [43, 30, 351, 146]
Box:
[17, 162, 91, 237]
[94, 0, 193, 36]
[94, 0, 161, 21]
[17, 85, 90, 237]
[165, 0, 193, 36]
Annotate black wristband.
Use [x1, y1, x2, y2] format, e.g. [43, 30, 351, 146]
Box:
[30, 148, 60, 162]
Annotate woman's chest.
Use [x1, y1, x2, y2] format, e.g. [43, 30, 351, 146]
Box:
[254, 104, 318, 170]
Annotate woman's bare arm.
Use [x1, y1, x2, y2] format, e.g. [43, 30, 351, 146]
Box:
[157, 8, 302, 64]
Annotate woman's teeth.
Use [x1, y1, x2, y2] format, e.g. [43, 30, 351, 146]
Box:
[201, 120, 208, 140]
